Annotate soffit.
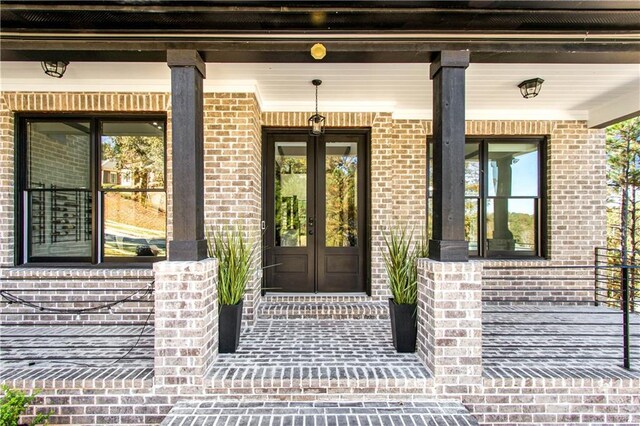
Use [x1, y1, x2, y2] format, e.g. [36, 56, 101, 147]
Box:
[1, 61, 638, 121]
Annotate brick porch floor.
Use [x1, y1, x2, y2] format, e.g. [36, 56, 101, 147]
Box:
[1, 302, 638, 383]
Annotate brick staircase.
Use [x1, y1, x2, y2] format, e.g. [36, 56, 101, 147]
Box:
[168, 299, 479, 425]
[161, 400, 479, 426]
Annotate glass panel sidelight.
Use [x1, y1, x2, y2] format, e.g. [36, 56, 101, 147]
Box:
[465, 198, 479, 255]
[465, 142, 481, 196]
[325, 141, 358, 247]
[275, 142, 307, 247]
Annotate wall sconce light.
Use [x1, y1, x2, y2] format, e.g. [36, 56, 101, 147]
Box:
[310, 43, 326, 60]
[518, 78, 544, 99]
[41, 61, 69, 78]
[308, 79, 325, 136]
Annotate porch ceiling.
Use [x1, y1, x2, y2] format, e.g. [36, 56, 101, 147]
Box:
[1, 61, 638, 124]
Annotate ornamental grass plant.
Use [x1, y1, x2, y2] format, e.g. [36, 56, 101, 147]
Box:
[207, 227, 258, 306]
[383, 227, 428, 305]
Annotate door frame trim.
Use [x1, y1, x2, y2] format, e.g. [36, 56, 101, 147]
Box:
[261, 127, 372, 296]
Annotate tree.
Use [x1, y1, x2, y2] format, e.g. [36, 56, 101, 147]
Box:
[606, 116, 640, 308]
[102, 135, 165, 198]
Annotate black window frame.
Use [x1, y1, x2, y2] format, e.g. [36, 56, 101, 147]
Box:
[16, 113, 168, 266]
[427, 136, 547, 259]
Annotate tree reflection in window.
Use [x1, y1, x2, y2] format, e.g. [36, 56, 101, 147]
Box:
[275, 143, 307, 247]
[326, 142, 358, 247]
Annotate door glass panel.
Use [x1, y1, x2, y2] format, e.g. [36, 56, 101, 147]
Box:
[488, 142, 539, 197]
[465, 198, 479, 255]
[275, 142, 307, 247]
[325, 141, 358, 247]
[486, 198, 536, 254]
[465, 142, 480, 196]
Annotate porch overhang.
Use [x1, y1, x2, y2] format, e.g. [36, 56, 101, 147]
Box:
[2, 1, 640, 64]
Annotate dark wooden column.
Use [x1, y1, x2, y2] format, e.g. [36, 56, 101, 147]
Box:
[428, 51, 470, 262]
[167, 50, 208, 261]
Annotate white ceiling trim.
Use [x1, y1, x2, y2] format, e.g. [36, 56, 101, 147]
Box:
[262, 100, 396, 113]
[1, 61, 638, 124]
[392, 109, 588, 121]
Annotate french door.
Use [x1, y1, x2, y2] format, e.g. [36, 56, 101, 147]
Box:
[263, 130, 368, 293]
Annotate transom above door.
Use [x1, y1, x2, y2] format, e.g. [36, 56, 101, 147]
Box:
[263, 130, 369, 293]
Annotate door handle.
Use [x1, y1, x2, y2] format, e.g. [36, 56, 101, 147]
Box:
[308, 217, 314, 227]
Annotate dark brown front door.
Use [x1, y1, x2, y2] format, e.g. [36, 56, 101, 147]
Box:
[264, 130, 368, 293]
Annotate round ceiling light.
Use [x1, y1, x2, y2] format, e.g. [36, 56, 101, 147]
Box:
[310, 43, 327, 60]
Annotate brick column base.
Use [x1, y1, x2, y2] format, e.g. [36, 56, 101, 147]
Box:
[154, 258, 218, 394]
[417, 259, 483, 394]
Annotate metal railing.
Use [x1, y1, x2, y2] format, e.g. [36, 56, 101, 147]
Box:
[595, 247, 639, 369]
[482, 249, 638, 370]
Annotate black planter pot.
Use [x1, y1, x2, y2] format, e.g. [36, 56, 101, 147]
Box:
[219, 299, 243, 353]
[388, 298, 417, 353]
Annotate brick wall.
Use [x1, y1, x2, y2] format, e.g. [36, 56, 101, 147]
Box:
[154, 259, 218, 395]
[417, 259, 483, 395]
[0, 92, 607, 305]
[0, 268, 154, 325]
[0, 92, 171, 269]
[203, 93, 262, 324]
[12, 376, 639, 425]
[262, 114, 606, 301]
[469, 376, 640, 425]
[0, 95, 15, 266]
[0, 92, 170, 327]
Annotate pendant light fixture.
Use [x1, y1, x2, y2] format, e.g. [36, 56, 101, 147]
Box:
[308, 79, 325, 136]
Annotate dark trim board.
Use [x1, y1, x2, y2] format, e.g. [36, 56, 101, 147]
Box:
[2, 39, 639, 64]
[262, 127, 371, 295]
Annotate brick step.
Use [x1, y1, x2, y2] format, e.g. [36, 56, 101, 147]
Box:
[206, 319, 432, 394]
[257, 301, 389, 320]
[161, 400, 479, 426]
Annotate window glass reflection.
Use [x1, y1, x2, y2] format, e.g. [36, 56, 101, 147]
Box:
[465, 198, 479, 255]
[326, 142, 358, 247]
[465, 143, 480, 196]
[488, 142, 539, 197]
[275, 142, 307, 247]
[28, 121, 91, 189]
[104, 192, 166, 257]
[26, 121, 92, 259]
[101, 121, 165, 189]
[486, 198, 536, 254]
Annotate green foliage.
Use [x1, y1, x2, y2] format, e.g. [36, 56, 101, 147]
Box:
[606, 117, 640, 254]
[326, 154, 358, 247]
[382, 227, 427, 305]
[0, 385, 52, 426]
[207, 228, 258, 306]
[102, 135, 165, 199]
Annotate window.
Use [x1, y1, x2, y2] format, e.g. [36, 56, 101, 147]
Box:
[18, 116, 166, 264]
[427, 137, 545, 258]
